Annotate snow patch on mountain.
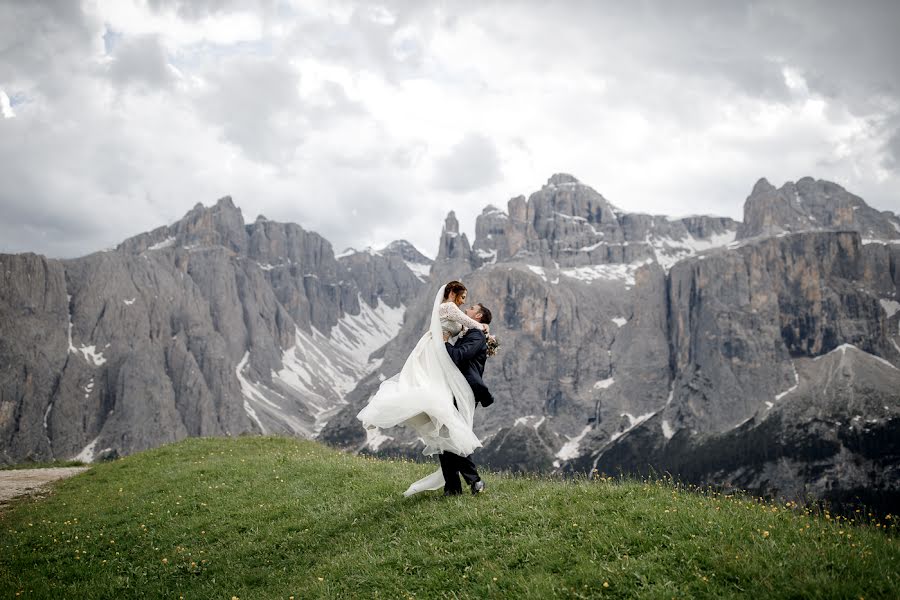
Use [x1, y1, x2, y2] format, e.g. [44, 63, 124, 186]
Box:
[514, 414, 546, 429]
[404, 261, 431, 280]
[74, 436, 105, 463]
[148, 237, 175, 251]
[661, 420, 674, 440]
[365, 428, 393, 452]
[651, 230, 738, 272]
[556, 425, 593, 461]
[593, 378, 615, 390]
[561, 259, 652, 285]
[774, 362, 800, 401]
[610, 411, 657, 442]
[881, 299, 900, 319]
[526, 264, 559, 284]
[236, 297, 406, 437]
[813, 343, 897, 371]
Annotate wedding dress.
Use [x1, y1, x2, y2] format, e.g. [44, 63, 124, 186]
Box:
[356, 284, 484, 496]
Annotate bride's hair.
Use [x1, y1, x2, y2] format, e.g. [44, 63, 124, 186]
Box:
[442, 280, 467, 300]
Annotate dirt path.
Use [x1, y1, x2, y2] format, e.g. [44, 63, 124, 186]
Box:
[0, 467, 90, 508]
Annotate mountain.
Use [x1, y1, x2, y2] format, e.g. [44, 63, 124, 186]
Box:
[321, 174, 900, 509]
[739, 176, 900, 240]
[0, 198, 427, 464]
[3, 172, 899, 509]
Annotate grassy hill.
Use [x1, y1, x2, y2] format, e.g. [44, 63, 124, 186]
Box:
[1, 436, 897, 599]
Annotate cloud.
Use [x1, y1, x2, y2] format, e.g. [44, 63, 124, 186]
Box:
[107, 34, 175, 90]
[146, 0, 271, 21]
[432, 133, 502, 193]
[883, 128, 900, 170]
[0, 90, 13, 118]
[195, 55, 304, 164]
[0, 0, 101, 100]
[0, 0, 898, 262]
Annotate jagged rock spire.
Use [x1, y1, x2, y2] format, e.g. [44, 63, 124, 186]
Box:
[436, 211, 473, 265]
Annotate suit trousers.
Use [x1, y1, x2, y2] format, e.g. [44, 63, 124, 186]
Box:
[439, 451, 480, 494]
[440, 397, 480, 494]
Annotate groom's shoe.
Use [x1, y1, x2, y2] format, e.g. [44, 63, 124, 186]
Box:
[471, 480, 485, 495]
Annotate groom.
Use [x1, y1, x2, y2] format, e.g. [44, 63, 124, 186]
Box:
[442, 303, 495, 496]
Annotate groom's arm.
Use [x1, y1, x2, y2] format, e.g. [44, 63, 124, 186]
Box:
[445, 330, 485, 365]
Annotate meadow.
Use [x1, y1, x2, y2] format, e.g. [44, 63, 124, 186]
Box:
[1, 435, 897, 598]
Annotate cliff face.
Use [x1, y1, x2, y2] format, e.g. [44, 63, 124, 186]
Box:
[470, 174, 739, 271]
[322, 174, 900, 507]
[0, 199, 426, 464]
[577, 233, 900, 508]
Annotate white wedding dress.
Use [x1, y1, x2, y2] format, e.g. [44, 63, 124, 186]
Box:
[356, 285, 484, 496]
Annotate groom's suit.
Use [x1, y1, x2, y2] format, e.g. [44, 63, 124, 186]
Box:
[446, 329, 495, 408]
[441, 328, 494, 494]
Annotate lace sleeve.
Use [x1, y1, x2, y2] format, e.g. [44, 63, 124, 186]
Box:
[439, 302, 484, 330]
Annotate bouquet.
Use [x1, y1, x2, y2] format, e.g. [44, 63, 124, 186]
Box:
[486, 334, 500, 357]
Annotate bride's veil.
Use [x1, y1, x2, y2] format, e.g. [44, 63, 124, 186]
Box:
[429, 284, 476, 428]
[396, 284, 480, 496]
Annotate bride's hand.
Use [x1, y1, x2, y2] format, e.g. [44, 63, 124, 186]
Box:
[482, 323, 490, 334]
[443, 331, 451, 342]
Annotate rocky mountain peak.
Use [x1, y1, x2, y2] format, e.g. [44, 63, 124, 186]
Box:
[179, 196, 247, 252]
[529, 174, 618, 222]
[508, 196, 527, 220]
[443, 211, 460, 234]
[436, 211, 472, 265]
[473, 202, 520, 264]
[214, 195, 237, 209]
[468, 174, 742, 270]
[738, 177, 900, 241]
[546, 173, 580, 186]
[117, 196, 248, 254]
[381, 240, 432, 266]
[751, 177, 775, 195]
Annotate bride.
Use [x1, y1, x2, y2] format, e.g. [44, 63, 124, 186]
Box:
[356, 280, 489, 496]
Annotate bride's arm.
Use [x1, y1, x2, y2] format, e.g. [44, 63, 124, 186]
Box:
[439, 302, 488, 331]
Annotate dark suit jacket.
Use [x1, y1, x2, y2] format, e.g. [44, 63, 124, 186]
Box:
[445, 328, 495, 407]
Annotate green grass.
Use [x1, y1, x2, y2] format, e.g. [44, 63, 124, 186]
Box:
[1, 436, 897, 599]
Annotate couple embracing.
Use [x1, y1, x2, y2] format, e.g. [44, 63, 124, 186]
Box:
[357, 281, 497, 497]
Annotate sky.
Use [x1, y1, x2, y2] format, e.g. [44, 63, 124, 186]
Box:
[1, 0, 899, 259]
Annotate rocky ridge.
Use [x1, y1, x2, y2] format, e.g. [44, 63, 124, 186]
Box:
[0, 199, 426, 464]
[322, 174, 900, 508]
